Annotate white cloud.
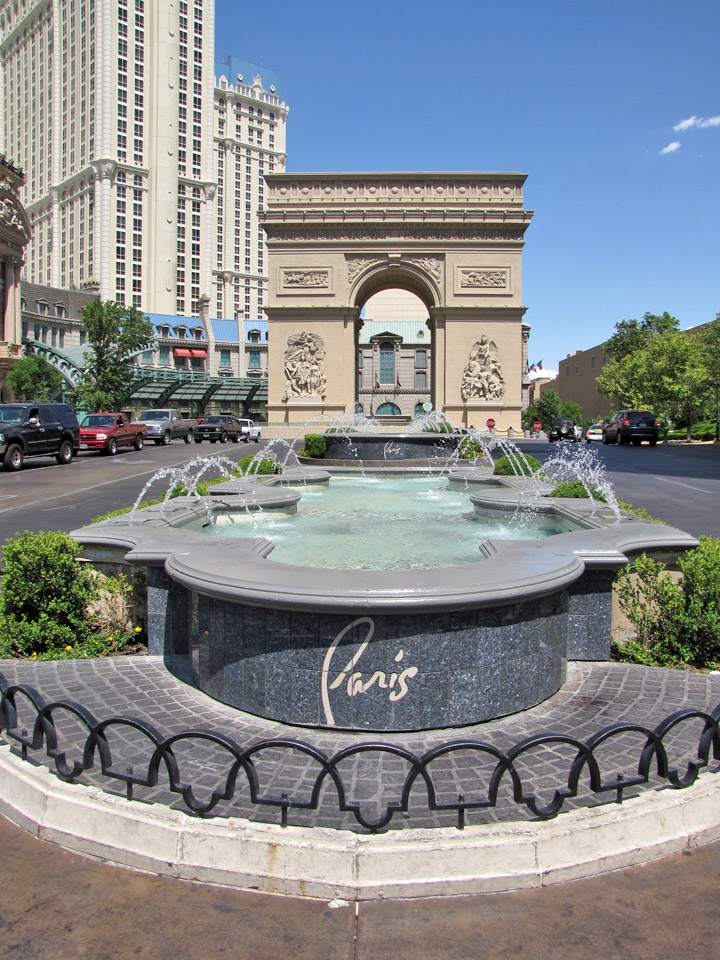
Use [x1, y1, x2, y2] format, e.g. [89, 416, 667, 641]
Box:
[673, 114, 720, 131]
[660, 141, 682, 154]
[674, 116, 697, 132]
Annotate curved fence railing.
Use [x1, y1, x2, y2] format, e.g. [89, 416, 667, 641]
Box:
[1, 676, 719, 832]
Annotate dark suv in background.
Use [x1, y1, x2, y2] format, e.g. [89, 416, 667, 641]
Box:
[602, 410, 658, 446]
[0, 403, 80, 470]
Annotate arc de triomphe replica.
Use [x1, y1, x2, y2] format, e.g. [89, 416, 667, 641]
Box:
[261, 172, 533, 430]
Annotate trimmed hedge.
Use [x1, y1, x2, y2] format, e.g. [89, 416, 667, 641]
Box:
[493, 453, 543, 477]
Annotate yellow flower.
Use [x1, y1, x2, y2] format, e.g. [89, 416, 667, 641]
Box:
[31, 652, 37, 659]
[65, 645, 72, 651]
[108, 635, 113, 642]
[134, 626, 142, 633]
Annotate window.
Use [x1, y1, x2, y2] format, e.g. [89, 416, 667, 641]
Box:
[248, 350, 260, 367]
[415, 371, 427, 389]
[248, 329, 260, 343]
[142, 350, 153, 363]
[376, 402, 401, 416]
[159, 345, 170, 364]
[415, 349, 427, 368]
[379, 341, 395, 384]
[219, 349, 231, 367]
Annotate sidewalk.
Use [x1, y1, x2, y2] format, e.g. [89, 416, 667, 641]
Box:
[1, 810, 718, 960]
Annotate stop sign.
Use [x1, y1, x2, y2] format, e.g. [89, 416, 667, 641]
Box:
[533, 421, 541, 431]
[486, 418, 496, 429]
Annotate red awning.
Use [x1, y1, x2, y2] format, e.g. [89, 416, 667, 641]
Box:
[190, 349, 207, 358]
[173, 348, 193, 358]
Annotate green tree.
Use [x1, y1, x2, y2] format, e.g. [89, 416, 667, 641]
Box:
[6, 355, 63, 401]
[697, 313, 720, 384]
[522, 389, 562, 431]
[598, 329, 712, 439]
[73, 300, 154, 411]
[603, 312, 679, 360]
[559, 400, 583, 422]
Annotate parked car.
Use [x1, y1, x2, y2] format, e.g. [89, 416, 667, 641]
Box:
[194, 415, 241, 444]
[79, 413, 146, 455]
[585, 423, 604, 443]
[602, 410, 659, 446]
[134, 409, 195, 445]
[234, 417, 262, 443]
[0, 402, 79, 471]
[548, 417, 578, 442]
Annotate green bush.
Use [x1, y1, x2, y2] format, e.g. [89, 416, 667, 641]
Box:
[548, 481, 606, 501]
[616, 501, 666, 524]
[303, 434, 326, 458]
[236, 455, 280, 475]
[0, 531, 140, 660]
[613, 537, 720, 669]
[493, 453, 543, 477]
[458, 437, 482, 460]
[422, 422, 454, 433]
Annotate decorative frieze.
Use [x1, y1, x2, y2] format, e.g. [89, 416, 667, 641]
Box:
[455, 266, 511, 296]
[459, 269, 506, 288]
[267, 227, 525, 243]
[281, 268, 331, 289]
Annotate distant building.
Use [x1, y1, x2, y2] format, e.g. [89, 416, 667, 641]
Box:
[539, 344, 614, 420]
[0, 156, 31, 398]
[0, 2, 287, 327]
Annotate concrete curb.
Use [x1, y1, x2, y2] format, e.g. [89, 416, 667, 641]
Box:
[2, 745, 720, 900]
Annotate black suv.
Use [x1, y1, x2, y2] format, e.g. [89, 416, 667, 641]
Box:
[549, 417, 577, 442]
[0, 403, 80, 471]
[602, 410, 658, 446]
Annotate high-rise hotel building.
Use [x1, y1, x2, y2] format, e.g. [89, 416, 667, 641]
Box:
[0, 0, 288, 328]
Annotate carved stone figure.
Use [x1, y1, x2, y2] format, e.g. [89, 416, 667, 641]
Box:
[282, 331, 327, 401]
[460, 337, 505, 402]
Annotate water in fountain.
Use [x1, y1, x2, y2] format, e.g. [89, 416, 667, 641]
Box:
[541, 443, 621, 519]
[130, 454, 238, 523]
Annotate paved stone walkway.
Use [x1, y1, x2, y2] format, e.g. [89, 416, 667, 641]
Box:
[3, 810, 720, 960]
[1, 656, 719, 832]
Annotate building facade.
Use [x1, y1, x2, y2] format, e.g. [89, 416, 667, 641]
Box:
[539, 345, 614, 420]
[0, 155, 31, 397]
[0, 1, 287, 329]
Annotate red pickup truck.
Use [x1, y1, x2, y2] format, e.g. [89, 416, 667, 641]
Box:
[78, 413, 146, 455]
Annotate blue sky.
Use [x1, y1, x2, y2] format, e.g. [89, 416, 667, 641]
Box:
[215, 0, 719, 376]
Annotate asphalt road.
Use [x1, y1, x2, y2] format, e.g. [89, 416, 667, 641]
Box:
[516, 439, 720, 539]
[0, 437, 716, 546]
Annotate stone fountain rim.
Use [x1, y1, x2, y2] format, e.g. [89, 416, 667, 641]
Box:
[72, 469, 699, 615]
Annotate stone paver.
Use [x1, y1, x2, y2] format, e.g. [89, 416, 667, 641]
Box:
[1, 656, 719, 832]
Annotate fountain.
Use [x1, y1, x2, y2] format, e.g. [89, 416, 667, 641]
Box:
[72, 415, 700, 733]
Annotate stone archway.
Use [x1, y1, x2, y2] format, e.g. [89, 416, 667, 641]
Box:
[261, 172, 533, 430]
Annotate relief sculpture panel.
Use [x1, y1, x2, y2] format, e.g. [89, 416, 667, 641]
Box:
[460, 336, 505, 402]
[282, 331, 327, 401]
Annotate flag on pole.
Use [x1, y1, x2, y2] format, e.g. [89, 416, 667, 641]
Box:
[375, 378, 380, 389]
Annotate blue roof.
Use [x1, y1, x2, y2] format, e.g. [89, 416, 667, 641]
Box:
[145, 313, 204, 338]
[215, 56, 283, 100]
[211, 318, 269, 343]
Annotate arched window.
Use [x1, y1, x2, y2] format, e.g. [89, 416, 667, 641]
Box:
[376, 402, 401, 416]
[414, 402, 426, 417]
[379, 341, 395, 384]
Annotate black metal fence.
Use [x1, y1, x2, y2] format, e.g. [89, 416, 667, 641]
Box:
[1, 677, 719, 832]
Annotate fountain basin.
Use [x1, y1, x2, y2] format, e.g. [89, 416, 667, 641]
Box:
[72, 471, 699, 732]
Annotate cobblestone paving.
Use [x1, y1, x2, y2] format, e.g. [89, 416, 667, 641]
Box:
[1, 656, 719, 834]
